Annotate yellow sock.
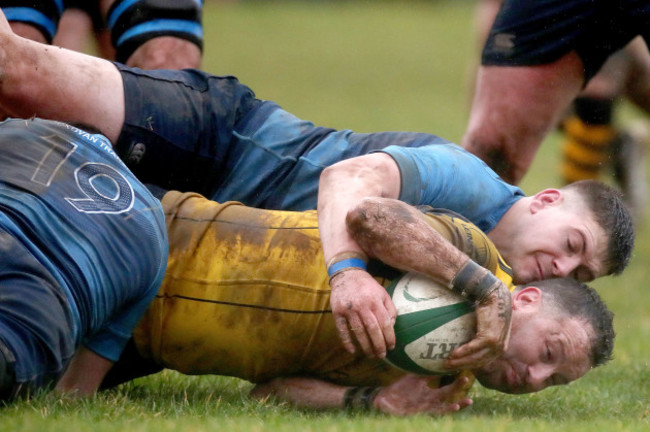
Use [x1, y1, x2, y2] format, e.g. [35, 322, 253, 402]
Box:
[561, 116, 616, 184]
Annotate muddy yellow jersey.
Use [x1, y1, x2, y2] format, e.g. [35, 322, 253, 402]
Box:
[134, 192, 514, 389]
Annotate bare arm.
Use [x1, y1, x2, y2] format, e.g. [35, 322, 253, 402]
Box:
[346, 197, 469, 282]
[347, 197, 512, 370]
[250, 374, 472, 416]
[317, 153, 402, 359]
[55, 346, 114, 396]
[318, 153, 402, 262]
[0, 10, 125, 142]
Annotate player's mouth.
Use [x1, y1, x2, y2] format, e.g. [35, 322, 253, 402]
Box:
[536, 259, 545, 280]
[506, 362, 523, 391]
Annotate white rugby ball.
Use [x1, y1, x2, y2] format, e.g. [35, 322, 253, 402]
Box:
[384, 271, 477, 375]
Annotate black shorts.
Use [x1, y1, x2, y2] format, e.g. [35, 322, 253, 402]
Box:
[482, 0, 650, 81]
[113, 64, 262, 198]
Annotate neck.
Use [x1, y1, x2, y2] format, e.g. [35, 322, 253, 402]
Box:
[487, 198, 529, 264]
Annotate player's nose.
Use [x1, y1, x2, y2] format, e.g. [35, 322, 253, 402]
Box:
[552, 255, 581, 278]
[525, 364, 554, 392]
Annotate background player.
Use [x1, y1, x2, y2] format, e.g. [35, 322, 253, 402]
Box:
[472, 0, 649, 221]
[463, 0, 650, 186]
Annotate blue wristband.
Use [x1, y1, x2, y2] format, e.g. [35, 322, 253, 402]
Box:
[327, 258, 367, 278]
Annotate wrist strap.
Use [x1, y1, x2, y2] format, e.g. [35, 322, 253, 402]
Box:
[327, 251, 368, 279]
[327, 258, 367, 278]
[343, 386, 380, 411]
[449, 259, 501, 303]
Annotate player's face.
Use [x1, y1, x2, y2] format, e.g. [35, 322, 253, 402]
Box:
[473, 290, 593, 394]
[507, 192, 608, 285]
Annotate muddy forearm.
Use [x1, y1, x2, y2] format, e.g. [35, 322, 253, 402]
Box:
[346, 197, 469, 284]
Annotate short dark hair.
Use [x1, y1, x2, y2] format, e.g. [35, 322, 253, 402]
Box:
[563, 180, 635, 276]
[520, 278, 615, 368]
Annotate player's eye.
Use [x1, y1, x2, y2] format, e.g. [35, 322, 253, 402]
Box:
[567, 236, 576, 253]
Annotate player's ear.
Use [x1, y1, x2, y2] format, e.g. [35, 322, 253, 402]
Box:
[530, 189, 563, 213]
[512, 286, 542, 311]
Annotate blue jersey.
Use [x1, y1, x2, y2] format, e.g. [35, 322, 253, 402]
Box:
[114, 66, 523, 230]
[382, 144, 523, 233]
[0, 118, 168, 394]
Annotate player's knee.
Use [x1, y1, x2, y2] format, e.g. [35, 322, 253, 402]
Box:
[125, 36, 202, 69]
[0, 0, 63, 43]
[9, 22, 48, 43]
[107, 0, 203, 65]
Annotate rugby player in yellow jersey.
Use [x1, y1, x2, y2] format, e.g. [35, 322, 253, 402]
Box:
[100, 192, 614, 416]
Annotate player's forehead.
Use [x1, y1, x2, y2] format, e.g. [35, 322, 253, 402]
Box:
[547, 317, 594, 377]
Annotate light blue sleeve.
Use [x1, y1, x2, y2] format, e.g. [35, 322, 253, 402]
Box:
[381, 144, 525, 232]
[82, 267, 164, 362]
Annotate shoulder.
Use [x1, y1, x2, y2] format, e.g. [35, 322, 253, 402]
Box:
[419, 208, 514, 288]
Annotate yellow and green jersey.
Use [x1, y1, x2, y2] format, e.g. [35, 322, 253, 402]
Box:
[134, 191, 513, 391]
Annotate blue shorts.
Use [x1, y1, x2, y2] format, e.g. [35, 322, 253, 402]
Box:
[482, 0, 650, 81]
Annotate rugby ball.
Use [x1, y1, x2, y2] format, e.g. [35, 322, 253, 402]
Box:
[384, 271, 476, 375]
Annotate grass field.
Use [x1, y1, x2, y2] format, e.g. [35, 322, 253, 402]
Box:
[2, 1, 650, 430]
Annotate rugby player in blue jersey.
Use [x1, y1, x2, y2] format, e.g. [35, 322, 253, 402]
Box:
[0, 118, 168, 401]
[0, 10, 634, 373]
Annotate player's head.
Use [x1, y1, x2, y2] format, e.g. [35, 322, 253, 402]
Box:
[493, 180, 634, 285]
[563, 180, 635, 276]
[473, 278, 614, 394]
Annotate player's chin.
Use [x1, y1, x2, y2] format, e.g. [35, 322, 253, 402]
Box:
[509, 267, 526, 286]
[476, 380, 519, 394]
[510, 261, 538, 286]
[511, 270, 535, 286]
[474, 370, 523, 394]
[476, 378, 533, 394]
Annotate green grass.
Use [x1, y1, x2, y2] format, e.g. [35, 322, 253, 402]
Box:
[202, 0, 475, 140]
[3, 0, 650, 430]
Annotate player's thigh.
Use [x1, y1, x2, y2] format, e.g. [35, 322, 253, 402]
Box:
[465, 52, 585, 182]
[472, 56, 584, 138]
